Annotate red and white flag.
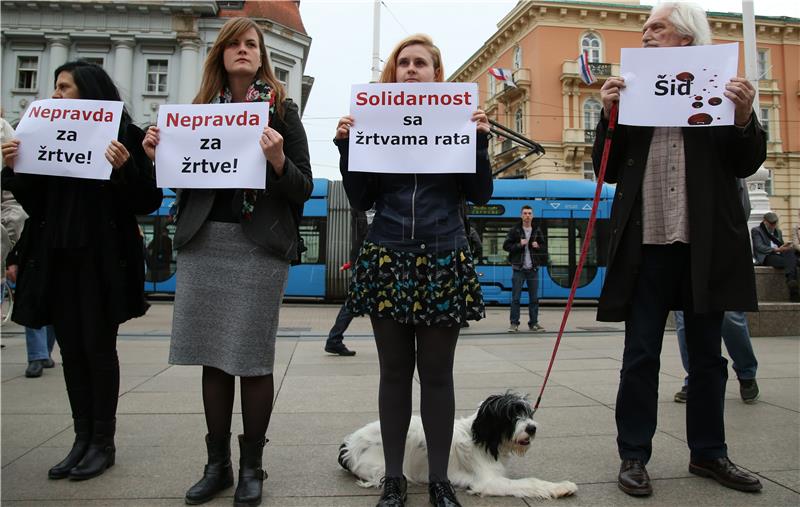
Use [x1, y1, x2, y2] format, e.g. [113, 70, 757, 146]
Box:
[489, 68, 516, 88]
[578, 52, 596, 85]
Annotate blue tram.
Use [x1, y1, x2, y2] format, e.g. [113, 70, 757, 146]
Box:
[138, 178, 614, 302]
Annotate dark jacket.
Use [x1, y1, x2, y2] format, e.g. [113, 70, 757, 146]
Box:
[592, 112, 766, 322]
[172, 99, 313, 261]
[503, 222, 547, 270]
[1, 122, 162, 328]
[751, 223, 783, 265]
[336, 133, 493, 253]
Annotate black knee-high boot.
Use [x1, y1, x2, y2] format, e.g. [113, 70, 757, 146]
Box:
[48, 419, 91, 479]
[69, 418, 115, 480]
[185, 433, 234, 505]
[234, 435, 267, 507]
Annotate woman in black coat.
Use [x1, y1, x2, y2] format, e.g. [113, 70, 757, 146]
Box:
[1, 61, 162, 481]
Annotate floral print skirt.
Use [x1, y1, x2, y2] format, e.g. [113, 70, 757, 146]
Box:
[345, 241, 485, 327]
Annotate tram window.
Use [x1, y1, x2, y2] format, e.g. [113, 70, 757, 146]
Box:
[473, 219, 517, 265]
[299, 218, 326, 264]
[573, 220, 598, 286]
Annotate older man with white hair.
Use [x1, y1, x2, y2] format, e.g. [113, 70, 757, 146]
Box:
[593, 1, 765, 497]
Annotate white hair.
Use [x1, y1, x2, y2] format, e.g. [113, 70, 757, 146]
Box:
[653, 2, 713, 46]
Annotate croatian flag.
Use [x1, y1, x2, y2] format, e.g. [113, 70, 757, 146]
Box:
[489, 68, 516, 88]
[578, 52, 596, 85]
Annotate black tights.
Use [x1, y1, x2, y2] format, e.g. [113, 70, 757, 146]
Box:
[202, 366, 274, 440]
[370, 316, 459, 483]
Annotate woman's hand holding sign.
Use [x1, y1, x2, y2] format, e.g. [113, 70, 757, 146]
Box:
[106, 140, 130, 170]
[472, 110, 489, 134]
[725, 77, 756, 127]
[259, 126, 285, 176]
[2, 139, 20, 169]
[142, 126, 160, 162]
[600, 77, 626, 119]
[336, 115, 354, 140]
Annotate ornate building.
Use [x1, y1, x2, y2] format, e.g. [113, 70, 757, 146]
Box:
[450, 0, 799, 231]
[1, 0, 314, 127]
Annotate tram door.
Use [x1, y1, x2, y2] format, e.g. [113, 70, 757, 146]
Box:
[539, 210, 600, 298]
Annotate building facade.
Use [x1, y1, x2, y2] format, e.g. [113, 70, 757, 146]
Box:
[1, 0, 313, 128]
[450, 0, 799, 232]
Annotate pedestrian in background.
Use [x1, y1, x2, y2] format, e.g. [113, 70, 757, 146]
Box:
[325, 208, 369, 356]
[335, 33, 492, 507]
[143, 17, 313, 506]
[503, 205, 547, 332]
[1, 61, 162, 481]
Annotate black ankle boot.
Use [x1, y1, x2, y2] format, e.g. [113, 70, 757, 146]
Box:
[69, 418, 115, 480]
[428, 480, 461, 507]
[234, 435, 267, 507]
[48, 419, 91, 479]
[185, 433, 234, 505]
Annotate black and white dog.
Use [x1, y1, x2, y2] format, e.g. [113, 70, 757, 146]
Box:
[338, 392, 577, 499]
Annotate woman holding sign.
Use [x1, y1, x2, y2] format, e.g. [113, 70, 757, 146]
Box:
[335, 34, 492, 507]
[142, 17, 312, 506]
[1, 61, 162, 480]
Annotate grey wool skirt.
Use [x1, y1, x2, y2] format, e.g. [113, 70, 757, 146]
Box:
[169, 221, 289, 376]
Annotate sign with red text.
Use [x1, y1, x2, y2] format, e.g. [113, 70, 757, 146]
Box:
[348, 82, 478, 174]
[13, 99, 123, 179]
[619, 43, 738, 127]
[155, 102, 269, 189]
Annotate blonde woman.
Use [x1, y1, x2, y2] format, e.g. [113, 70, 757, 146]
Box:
[335, 34, 492, 507]
[143, 17, 312, 506]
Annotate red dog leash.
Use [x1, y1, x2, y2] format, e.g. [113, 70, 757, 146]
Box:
[532, 103, 618, 414]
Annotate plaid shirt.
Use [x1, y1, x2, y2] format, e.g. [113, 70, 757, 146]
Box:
[641, 127, 690, 245]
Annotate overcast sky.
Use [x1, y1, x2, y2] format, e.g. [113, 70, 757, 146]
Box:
[298, 0, 800, 181]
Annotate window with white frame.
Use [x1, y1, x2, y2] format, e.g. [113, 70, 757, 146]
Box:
[274, 67, 289, 87]
[757, 48, 769, 79]
[583, 98, 602, 129]
[146, 59, 169, 93]
[79, 56, 105, 67]
[581, 33, 601, 63]
[515, 107, 524, 134]
[16, 56, 39, 90]
[513, 45, 522, 70]
[583, 161, 596, 181]
[489, 74, 496, 96]
[760, 107, 770, 141]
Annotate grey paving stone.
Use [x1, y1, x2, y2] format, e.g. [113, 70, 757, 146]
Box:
[760, 469, 800, 493]
[455, 385, 600, 410]
[1, 414, 71, 450]
[554, 478, 800, 506]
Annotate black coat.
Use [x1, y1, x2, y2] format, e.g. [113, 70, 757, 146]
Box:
[172, 99, 313, 261]
[1, 122, 162, 328]
[502, 222, 547, 269]
[591, 113, 765, 322]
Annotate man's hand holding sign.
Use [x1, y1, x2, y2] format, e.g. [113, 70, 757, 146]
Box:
[2, 98, 124, 179]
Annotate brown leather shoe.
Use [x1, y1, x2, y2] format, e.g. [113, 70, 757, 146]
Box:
[618, 459, 652, 496]
[689, 457, 762, 492]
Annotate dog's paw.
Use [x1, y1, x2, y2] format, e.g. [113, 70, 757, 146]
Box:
[550, 481, 578, 498]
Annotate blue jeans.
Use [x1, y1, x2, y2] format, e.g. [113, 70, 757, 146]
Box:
[25, 325, 56, 362]
[676, 310, 757, 384]
[510, 267, 539, 326]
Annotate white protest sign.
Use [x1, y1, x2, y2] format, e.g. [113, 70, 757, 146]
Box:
[13, 98, 123, 180]
[348, 82, 478, 174]
[619, 43, 738, 127]
[155, 102, 269, 189]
